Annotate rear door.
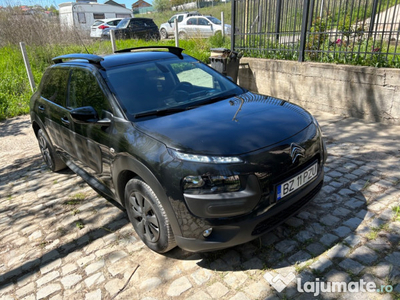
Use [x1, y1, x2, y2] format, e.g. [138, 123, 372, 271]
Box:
[36, 67, 76, 157]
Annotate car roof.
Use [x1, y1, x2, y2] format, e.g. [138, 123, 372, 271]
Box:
[51, 47, 192, 70]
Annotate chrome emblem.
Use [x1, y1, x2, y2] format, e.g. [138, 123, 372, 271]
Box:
[290, 143, 305, 163]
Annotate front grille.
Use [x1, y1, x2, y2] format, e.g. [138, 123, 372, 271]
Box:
[251, 181, 323, 236]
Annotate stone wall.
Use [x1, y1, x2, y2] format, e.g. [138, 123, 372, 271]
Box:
[238, 57, 400, 124]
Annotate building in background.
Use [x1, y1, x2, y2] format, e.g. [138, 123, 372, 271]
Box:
[59, 0, 133, 35]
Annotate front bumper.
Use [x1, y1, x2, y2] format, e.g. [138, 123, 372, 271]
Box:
[175, 169, 324, 252]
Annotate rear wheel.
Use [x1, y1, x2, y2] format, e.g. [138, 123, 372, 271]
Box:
[37, 129, 66, 172]
[125, 178, 176, 253]
[160, 28, 168, 39]
[178, 31, 187, 40]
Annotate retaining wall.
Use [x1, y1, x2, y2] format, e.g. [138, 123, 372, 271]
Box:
[238, 57, 400, 124]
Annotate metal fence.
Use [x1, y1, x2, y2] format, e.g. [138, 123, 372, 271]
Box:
[232, 0, 400, 67]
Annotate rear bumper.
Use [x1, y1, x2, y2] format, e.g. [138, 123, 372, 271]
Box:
[175, 170, 324, 252]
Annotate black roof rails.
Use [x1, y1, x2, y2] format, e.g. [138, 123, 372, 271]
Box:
[114, 46, 184, 58]
[52, 54, 104, 64]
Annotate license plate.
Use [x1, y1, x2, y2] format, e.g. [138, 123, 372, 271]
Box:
[277, 162, 318, 200]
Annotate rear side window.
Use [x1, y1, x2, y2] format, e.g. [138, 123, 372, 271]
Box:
[41, 68, 70, 106]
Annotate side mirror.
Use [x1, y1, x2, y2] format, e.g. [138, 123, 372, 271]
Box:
[70, 106, 98, 124]
[70, 106, 111, 126]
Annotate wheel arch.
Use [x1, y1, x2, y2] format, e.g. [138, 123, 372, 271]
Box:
[112, 155, 182, 236]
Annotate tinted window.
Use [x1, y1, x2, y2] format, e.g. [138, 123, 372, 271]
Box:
[68, 68, 111, 116]
[41, 68, 70, 106]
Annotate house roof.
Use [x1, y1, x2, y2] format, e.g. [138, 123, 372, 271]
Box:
[104, 0, 126, 8]
[132, 0, 152, 8]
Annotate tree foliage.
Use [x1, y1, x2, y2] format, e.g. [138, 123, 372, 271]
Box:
[152, 0, 172, 12]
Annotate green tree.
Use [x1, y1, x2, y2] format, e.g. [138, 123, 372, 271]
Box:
[153, 0, 172, 12]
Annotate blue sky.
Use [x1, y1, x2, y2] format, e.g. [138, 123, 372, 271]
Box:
[1, 0, 152, 9]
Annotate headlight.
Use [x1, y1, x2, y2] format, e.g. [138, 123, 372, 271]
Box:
[172, 150, 243, 164]
[183, 175, 242, 194]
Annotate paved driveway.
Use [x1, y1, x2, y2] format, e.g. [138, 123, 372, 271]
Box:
[0, 112, 399, 300]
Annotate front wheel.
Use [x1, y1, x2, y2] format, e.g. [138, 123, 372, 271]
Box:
[125, 178, 176, 253]
[37, 129, 66, 172]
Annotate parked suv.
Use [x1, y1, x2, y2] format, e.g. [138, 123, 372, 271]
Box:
[102, 17, 160, 40]
[159, 11, 201, 39]
[30, 46, 327, 253]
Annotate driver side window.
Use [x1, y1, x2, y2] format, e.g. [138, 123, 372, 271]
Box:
[68, 68, 111, 117]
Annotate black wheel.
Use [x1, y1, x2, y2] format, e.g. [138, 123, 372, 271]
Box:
[160, 28, 168, 39]
[125, 178, 176, 253]
[37, 129, 66, 172]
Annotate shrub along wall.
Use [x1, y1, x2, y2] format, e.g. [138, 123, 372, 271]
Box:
[238, 58, 400, 125]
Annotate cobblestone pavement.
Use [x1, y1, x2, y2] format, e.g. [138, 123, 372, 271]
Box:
[0, 112, 399, 300]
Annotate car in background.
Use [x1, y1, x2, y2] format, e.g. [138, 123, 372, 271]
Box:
[177, 15, 231, 39]
[102, 17, 160, 40]
[159, 11, 201, 39]
[90, 18, 122, 38]
[30, 46, 326, 253]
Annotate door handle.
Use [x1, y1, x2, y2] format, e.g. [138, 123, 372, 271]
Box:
[38, 105, 45, 112]
[61, 117, 70, 126]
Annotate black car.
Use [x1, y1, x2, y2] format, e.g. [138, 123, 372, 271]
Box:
[30, 46, 327, 253]
[102, 17, 160, 40]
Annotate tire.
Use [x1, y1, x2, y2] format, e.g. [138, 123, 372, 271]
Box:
[125, 178, 176, 253]
[178, 31, 187, 40]
[37, 129, 66, 172]
[160, 28, 168, 39]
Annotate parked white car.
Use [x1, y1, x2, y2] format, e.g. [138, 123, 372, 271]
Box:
[159, 11, 201, 39]
[90, 18, 122, 38]
[177, 16, 231, 39]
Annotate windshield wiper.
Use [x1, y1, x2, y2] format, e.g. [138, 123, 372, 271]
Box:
[201, 93, 238, 105]
[134, 107, 190, 118]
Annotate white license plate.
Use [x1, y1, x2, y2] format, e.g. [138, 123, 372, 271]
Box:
[277, 162, 318, 200]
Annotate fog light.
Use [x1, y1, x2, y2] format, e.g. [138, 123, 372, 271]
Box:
[203, 228, 213, 238]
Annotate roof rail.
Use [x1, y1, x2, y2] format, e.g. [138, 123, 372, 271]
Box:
[52, 54, 104, 64]
[114, 46, 184, 58]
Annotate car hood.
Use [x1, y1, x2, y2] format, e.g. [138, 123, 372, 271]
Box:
[135, 92, 314, 156]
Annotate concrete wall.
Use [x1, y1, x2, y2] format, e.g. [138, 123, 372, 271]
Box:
[238, 57, 400, 124]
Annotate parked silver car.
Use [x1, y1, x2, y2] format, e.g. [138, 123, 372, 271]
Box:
[90, 18, 122, 38]
[177, 16, 231, 39]
[159, 11, 201, 39]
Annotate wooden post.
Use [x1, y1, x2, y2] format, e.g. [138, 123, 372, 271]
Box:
[19, 42, 35, 92]
[221, 11, 225, 37]
[110, 30, 117, 53]
[175, 18, 179, 47]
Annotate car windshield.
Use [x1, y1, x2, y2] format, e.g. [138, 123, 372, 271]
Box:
[116, 18, 130, 29]
[103, 56, 244, 119]
[206, 16, 221, 24]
